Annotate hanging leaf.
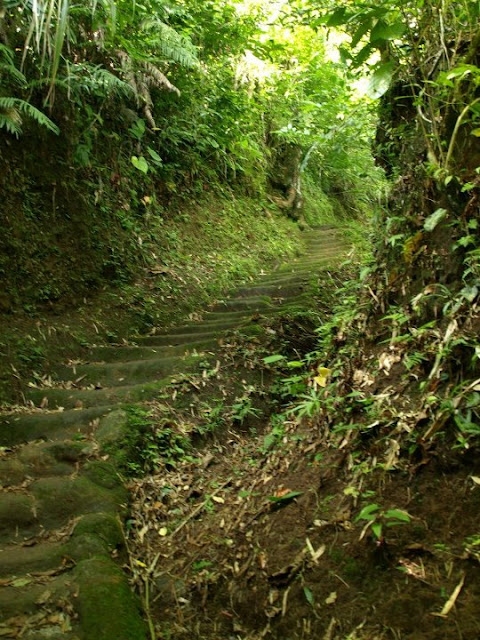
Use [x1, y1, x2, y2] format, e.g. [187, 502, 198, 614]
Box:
[326, 8, 349, 27]
[424, 208, 447, 231]
[366, 62, 395, 99]
[131, 156, 149, 174]
[370, 20, 405, 43]
[147, 147, 163, 164]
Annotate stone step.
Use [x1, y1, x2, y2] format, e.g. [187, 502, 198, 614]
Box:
[88, 339, 215, 363]
[232, 282, 308, 298]
[209, 296, 276, 312]
[134, 331, 223, 347]
[0, 405, 113, 446]
[0, 463, 126, 544]
[25, 377, 170, 410]
[50, 353, 201, 388]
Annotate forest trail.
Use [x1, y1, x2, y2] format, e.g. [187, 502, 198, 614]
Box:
[0, 227, 348, 639]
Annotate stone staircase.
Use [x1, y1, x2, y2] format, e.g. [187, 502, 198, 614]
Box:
[0, 227, 347, 639]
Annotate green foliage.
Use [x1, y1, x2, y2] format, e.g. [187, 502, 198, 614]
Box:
[0, 97, 59, 135]
[119, 407, 192, 475]
[355, 503, 411, 541]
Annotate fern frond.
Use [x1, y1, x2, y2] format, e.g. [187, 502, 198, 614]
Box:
[0, 97, 60, 135]
[0, 44, 27, 86]
[140, 18, 198, 68]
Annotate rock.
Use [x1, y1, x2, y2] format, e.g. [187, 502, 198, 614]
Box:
[0, 493, 37, 540]
[96, 409, 129, 450]
[31, 475, 125, 529]
[74, 557, 147, 640]
[72, 512, 124, 550]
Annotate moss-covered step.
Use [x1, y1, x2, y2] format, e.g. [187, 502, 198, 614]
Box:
[0, 404, 113, 446]
[0, 463, 126, 543]
[0, 440, 78, 486]
[88, 339, 216, 363]
[134, 330, 223, 347]
[25, 376, 172, 410]
[232, 281, 310, 298]
[50, 353, 202, 388]
[208, 296, 276, 312]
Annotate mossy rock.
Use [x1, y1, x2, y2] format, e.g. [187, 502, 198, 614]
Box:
[73, 512, 124, 550]
[31, 475, 125, 528]
[83, 460, 125, 491]
[96, 409, 129, 450]
[74, 557, 147, 640]
[66, 532, 110, 562]
[48, 440, 95, 462]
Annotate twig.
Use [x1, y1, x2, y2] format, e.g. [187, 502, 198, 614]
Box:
[170, 477, 232, 538]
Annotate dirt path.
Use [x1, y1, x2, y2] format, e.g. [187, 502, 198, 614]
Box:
[0, 227, 347, 639]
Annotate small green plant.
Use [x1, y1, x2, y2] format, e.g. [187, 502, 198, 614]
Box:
[355, 503, 411, 541]
[230, 394, 261, 424]
[289, 387, 323, 418]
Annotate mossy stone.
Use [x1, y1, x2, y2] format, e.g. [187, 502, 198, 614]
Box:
[83, 460, 124, 491]
[73, 512, 124, 550]
[74, 557, 147, 640]
[96, 409, 129, 450]
[48, 440, 95, 462]
[66, 533, 109, 562]
[31, 475, 125, 528]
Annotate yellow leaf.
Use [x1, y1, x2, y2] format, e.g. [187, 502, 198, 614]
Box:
[212, 496, 225, 504]
[135, 559, 147, 567]
[325, 591, 337, 605]
[159, 527, 168, 537]
[314, 367, 331, 387]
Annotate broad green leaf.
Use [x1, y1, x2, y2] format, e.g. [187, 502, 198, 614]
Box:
[304, 586, 315, 606]
[263, 354, 286, 364]
[355, 503, 380, 522]
[370, 20, 405, 43]
[351, 19, 372, 48]
[372, 522, 383, 539]
[460, 285, 478, 303]
[384, 508, 411, 522]
[354, 43, 374, 67]
[366, 62, 395, 99]
[147, 147, 162, 164]
[471, 128, 480, 137]
[424, 208, 447, 231]
[327, 8, 349, 27]
[131, 156, 149, 174]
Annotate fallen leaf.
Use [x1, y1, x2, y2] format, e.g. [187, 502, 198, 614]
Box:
[11, 577, 32, 588]
[325, 591, 337, 605]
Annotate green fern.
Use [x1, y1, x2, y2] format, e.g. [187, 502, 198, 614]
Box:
[0, 44, 27, 86]
[0, 97, 60, 136]
[140, 18, 198, 68]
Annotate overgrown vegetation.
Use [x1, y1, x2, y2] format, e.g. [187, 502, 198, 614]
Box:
[0, 0, 479, 639]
